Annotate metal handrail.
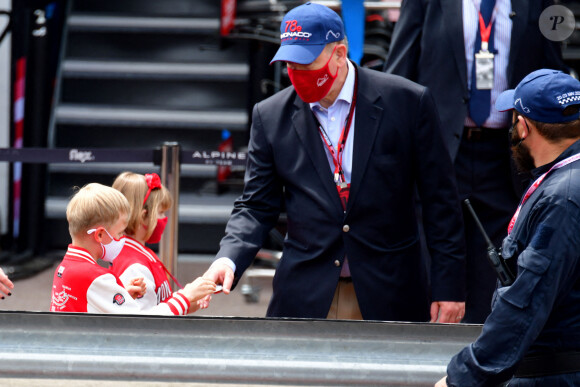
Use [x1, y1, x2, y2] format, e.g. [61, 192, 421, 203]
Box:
[0, 311, 481, 385]
[159, 143, 181, 288]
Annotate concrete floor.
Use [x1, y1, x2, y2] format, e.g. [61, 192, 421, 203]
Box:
[0, 255, 272, 317]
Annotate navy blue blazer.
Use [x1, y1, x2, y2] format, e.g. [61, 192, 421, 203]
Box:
[216, 65, 466, 321]
[384, 0, 567, 160]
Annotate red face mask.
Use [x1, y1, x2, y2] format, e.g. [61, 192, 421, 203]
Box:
[146, 216, 168, 244]
[287, 46, 338, 103]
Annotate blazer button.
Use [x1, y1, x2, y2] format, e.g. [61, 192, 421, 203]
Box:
[334, 260, 341, 267]
[343, 224, 350, 232]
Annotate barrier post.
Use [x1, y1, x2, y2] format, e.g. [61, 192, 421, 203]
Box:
[159, 142, 180, 289]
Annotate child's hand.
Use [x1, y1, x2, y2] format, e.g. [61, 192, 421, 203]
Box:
[179, 277, 216, 304]
[197, 297, 210, 310]
[125, 277, 146, 299]
[187, 297, 212, 314]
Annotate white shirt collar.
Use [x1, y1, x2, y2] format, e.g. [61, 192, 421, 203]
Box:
[310, 60, 355, 111]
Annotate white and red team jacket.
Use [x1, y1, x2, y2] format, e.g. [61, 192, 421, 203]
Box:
[110, 236, 174, 311]
[50, 245, 190, 315]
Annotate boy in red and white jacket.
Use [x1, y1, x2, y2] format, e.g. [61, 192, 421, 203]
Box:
[50, 183, 216, 315]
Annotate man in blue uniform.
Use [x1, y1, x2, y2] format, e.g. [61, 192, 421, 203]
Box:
[436, 69, 580, 386]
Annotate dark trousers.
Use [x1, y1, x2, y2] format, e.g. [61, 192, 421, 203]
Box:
[454, 129, 520, 323]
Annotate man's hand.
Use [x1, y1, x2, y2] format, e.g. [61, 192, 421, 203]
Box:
[435, 376, 447, 387]
[430, 301, 465, 323]
[203, 261, 234, 294]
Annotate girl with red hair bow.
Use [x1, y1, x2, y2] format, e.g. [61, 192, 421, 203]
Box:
[111, 172, 213, 312]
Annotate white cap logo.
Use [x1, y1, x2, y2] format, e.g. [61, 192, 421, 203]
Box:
[515, 98, 531, 113]
[326, 30, 340, 40]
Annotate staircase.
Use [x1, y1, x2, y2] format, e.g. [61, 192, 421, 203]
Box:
[45, 0, 252, 254]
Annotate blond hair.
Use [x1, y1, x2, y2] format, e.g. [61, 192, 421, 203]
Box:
[66, 183, 130, 237]
[112, 172, 172, 240]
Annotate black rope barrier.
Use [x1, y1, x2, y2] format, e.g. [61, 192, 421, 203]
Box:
[0, 147, 248, 166]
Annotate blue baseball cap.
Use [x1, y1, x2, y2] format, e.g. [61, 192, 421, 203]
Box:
[495, 69, 580, 123]
[270, 2, 345, 65]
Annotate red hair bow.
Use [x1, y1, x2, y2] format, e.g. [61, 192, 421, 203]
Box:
[143, 173, 161, 205]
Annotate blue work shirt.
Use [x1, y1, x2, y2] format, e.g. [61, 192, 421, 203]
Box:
[447, 139, 580, 386]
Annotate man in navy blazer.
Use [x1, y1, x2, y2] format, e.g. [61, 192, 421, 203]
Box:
[385, 0, 567, 323]
[204, 2, 466, 322]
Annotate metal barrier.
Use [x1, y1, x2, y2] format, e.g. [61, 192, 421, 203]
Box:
[0, 311, 481, 385]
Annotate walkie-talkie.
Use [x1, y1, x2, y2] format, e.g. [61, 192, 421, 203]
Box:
[463, 199, 515, 286]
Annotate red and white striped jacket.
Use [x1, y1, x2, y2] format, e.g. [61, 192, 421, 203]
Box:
[110, 237, 174, 310]
[50, 245, 190, 315]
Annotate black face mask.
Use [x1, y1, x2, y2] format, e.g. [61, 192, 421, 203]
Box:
[510, 119, 535, 173]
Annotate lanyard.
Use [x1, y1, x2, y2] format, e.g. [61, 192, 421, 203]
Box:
[507, 153, 580, 234]
[315, 65, 358, 185]
[472, 0, 498, 50]
[478, 13, 492, 46]
[160, 258, 183, 290]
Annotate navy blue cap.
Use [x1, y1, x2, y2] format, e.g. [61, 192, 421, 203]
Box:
[270, 2, 345, 65]
[495, 69, 580, 123]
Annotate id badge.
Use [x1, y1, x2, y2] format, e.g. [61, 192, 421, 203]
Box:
[474, 50, 494, 90]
